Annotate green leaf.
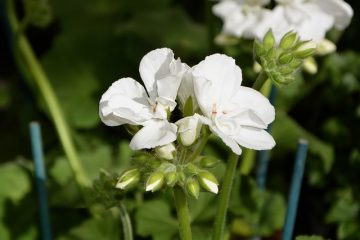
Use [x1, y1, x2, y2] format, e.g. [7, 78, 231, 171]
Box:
[135, 200, 178, 240]
[272, 111, 334, 173]
[58, 216, 120, 240]
[295, 236, 325, 240]
[0, 163, 31, 203]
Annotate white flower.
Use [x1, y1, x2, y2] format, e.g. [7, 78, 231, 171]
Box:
[99, 48, 188, 150]
[269, 0, 353, 43]
[155, 143, 176, 160]
[177, 71, 199, 113]
[176, 115, 202, 146]
[213, 0, 272, 39]
[192, 54, 275, 155]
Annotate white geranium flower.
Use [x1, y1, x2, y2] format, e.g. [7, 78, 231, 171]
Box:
[269, 0, 353, 42]
[213, 0, 272, 39]
[99, 48, 188, 150]
[192, 54, 275, 155]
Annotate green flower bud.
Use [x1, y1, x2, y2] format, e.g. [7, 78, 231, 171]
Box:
[155, 143, 176, 160]
[200, 156, 220, 168]
[186, 178, 200, 199]
[266, 48, 277, 59]
[278, 66, 294, 75]
[293, 41, 317, 59]
[116, 169, 140, 190]
[288, 58, 302, 69]
[198, 171, 219, 194]
[263, 29, 275, 50]
[278, 52, 294, 64]
[186, 163, 199, 175]
[254, 39, 266, 57]
[145, 172, 164, 192]
[165, 172, 178, 187]
[279, 31, 299, 50]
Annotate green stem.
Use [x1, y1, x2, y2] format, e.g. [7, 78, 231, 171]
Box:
[188, 131, 210, 163]
[173, 186, 192, 240]
[119, 202, 133, 240]
[213, 153, 239, 240]
[6, 0, 89, 189]
[252, 71, 268, 91]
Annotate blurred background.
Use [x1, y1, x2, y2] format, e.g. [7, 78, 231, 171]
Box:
[0, 0, 359, 239]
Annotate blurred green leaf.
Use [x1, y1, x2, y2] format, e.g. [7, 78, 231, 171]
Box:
[58, 215, 120, 240]
[23, 0, 53, 28]
[0, 163, 30, 203]
[337, 221, 360, 240]
[135, 200, 177, 240]
[272, 111, 334, 173]
[295, 236, 324, 240]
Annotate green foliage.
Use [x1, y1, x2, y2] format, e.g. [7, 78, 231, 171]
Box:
[135, 200, 178, 240]
[296, 236, 325, 240]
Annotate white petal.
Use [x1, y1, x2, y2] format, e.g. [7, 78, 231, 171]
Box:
[176, 115, 202, 146]
[212, 1, 239, 19]
[129, 121, 177, 150]
[197, 114, 242, 155]
[202, 178, 218, 194]
[145, 179, 162, 192]
[230, 86, 275, 125]
[193, 54, 242, 117]
[233, 126, 275, 150]
[139, 48, 174, 99]
[177, 71, 199, 111]
[99, 78, 152, 126]
[315, 0, 353, 30]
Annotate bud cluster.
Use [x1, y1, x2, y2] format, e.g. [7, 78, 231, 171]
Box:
[254, 30, 317, 85]
[115, 147, 221, 199]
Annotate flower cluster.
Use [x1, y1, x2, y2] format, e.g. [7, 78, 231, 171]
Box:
[213, 0, 353, 50]
[99, 48, 275, 195]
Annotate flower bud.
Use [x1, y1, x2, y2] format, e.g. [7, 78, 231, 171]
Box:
[278, 52, 293, 65]
[116, 169, 140, 190]
[302, 57, 318, 74]
[293, 41, 317, 59]
[253, 61, 262, 73]
[263, 29, 275, 50]
[145, 172, 164, 192]
[155, 143, 176, 160]
[279, 31, 299, 50]
[288, 58, 302, 69]
[317, 39, 336, 55]
[176, 116, 202, 146]
[198, 171, 219, 194]
[200, 156, 220, 168]
[165, 171, 178, 187]
[186, 178, 200, 199]
[278, 65, 293, 75]
[254, 39, 266, 57]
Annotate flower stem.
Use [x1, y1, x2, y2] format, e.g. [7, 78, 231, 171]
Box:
[173, 186, 192, 240]
[252, 71, 268, 91]
[119, 202, 133, 240]
[213, 153, 239, 240]
[188, 130, 210, 162]
[6, 0, 89, 189]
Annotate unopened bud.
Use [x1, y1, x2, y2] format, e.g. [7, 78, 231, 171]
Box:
[198, 171, 219, 194]
[200, 156, 220, 168]
[253, 61, 262, 73]
[278, 52, 293, 64]
[165, 172, 177, 187]
[186, 178, 200, 199]
[116, 169, 140, 190]
[176, 116, 202, 146]
[263, 29, 275, 50]
[288, 58, 302, 69]
[155, 143, 176, 160]
[254, 39, 266, 57]
[145, 172, 164, 192]
[302, 57, 318, 74]
[279, 31, 299, 50]
[294, 41, 317, 59]
[278, 65, 293, 75]
[317, 39, 336, 55]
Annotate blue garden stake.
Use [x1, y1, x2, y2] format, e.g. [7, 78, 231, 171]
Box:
[282, 139, 309, 240]
[30, 122, 52, 240]
[256, 85, 277, 190]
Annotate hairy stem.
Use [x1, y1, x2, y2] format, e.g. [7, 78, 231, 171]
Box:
[119, 202, 133, 240]
[174, 186, 192, 240]
[6, 0, 89, 189]
[213, 153, 239, 240]
[252, 71, 268, 91]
